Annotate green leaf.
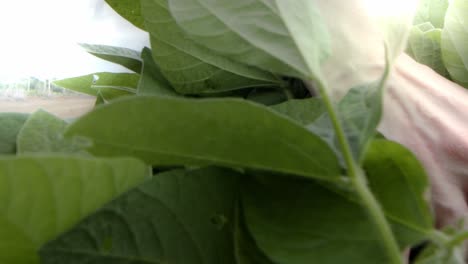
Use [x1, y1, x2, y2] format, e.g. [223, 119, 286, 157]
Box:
[408, 23, 449, 77]
[364, 140, 433, 246]
[168, 0, 330, 79]
[271, 98, 325, 125]
[0, 113, 28, 154]
[242, 175, 393, 264]
[242, 139, 433, 264]
[66, 96, 340, 181]
[80, 43, 143, 73]
[413, 0, 449, 28]
[137, 47, 179, 96]
[0, 155, 149, 264]
[309, 78, 386, 163]
[16, 110, 89, 154]
[140, 0, 283, 94]
[234, 205, 275, 264]
[105, 0, 146, 31]
[41, 167, 239, 264]
[441, 0, 468, 87]
[53, 72, 139, 99]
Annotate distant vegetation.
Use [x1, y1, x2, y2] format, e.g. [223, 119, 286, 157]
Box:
[0, 77, 76, 98]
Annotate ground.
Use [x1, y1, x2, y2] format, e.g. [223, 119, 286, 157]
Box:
[0, 96, 95, 118]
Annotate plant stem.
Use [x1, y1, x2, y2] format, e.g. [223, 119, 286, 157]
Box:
[308, 78, 403, 264]
[353, 169, 404, 264]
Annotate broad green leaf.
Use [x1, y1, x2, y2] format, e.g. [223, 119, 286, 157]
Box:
[441, 0, 468, 87]
[137, 47, 179, 96]
[242, 140, 432, 264]
[0, 155, 149, 264]
[364, 140, 433, 246]
[408, 23, 449, 77]
[0, 113, 28, 154]
[271, 98, 325, 125]
[16, 110, 88, 154]
[80, 43, 143, 73]
[140, 0, 283, 94]
[234, 206, 275, 264]
[41, 167, 239, 264]
[242, 175, 392, 264]
[413, 0, 449, 28]
[53, 72, 139, 99]
[168, 0, 330, 78]
[105, 0, 146, 31]
[66, 96, 340, 181]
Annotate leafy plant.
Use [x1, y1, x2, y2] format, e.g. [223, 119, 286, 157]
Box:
[1, 0, 468, 263]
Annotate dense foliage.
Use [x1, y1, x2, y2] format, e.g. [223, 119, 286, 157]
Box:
[1, 0, 468, 263]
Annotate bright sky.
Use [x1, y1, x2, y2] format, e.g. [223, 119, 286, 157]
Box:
[0, 0, 419, 82]
[0, 0, 149, 81]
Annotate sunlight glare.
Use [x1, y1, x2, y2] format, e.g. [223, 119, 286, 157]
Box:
[362, 0, 420, 18]
[0, 0, 148, 81]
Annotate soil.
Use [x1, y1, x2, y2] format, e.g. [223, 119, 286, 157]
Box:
[0, 96, 96, 118]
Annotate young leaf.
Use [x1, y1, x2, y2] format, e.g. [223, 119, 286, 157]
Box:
[79, 43, 143, 73]
[413, 0, 449, 28]
[137, 47, 180, 96]
[408, 23, 449, 77]
[53, 72, 139, 99]
[0, 155, 149, 264]
[140, 0, 283, 94]
[308, 78, 386, 163]
[16, 110, 89, 154]
[66, 96, 341, 181]
[41, 167, 239, 264]
[441, 0, 468, 87]
[168, 0, 330, 79]
[105, 0, 146, 31]
[0, 113, 28, 154]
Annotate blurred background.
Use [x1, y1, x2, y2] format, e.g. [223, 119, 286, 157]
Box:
[0, 0, 148, 98]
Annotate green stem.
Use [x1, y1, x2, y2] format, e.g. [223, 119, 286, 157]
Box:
[448, 231, 468, 248]
[308, 76, 403, 264]
[428, 230, 450, 246]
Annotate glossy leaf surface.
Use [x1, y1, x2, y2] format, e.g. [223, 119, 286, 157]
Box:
[66, 96, 340, 181]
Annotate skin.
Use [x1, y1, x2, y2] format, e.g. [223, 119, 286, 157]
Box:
[316, 0, 467, 231]
[381, 53, 468, 229]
